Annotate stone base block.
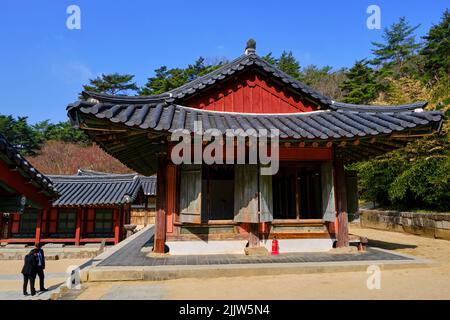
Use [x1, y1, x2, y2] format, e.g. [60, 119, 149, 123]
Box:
[260, 238, 334, 253]
[244, 247, 269, 256]
[166, 240, 248, 255]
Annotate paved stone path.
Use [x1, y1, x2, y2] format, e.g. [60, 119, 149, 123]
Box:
[98, 227, 412, 267]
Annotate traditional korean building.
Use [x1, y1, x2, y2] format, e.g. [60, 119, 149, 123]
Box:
[76, 169, 157, 228]
[0, 133, 58, 240]
[66, 41, 444, 254]
[1, 170, 144, 245]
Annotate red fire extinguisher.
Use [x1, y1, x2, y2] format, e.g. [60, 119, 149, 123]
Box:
[271, 238, 279, 255]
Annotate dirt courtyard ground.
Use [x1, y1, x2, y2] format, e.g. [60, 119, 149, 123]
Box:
[1, 227, 448, 299]
[72, 226, 450, 300]
[0, 259, 89, 296]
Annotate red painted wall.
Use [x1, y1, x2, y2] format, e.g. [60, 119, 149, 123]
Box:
[183, 71, 318, 113]
[0, 160, 53, 209]
[3, 206, 125, 244]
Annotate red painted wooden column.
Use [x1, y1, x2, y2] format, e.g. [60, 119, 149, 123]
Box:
[166, 164, 176, 235]
[154, 153, 167, 253]
[114, 208, 120, 244]
[34, 210, 43, 245]
[75, 208, 82, 246]
[0, 213, 3, 239]
[334, 157, 349, 248]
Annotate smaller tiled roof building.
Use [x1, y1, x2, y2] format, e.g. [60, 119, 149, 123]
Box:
[0, 133, 58, 211]
[1, 168, 156, 245]
[0, 133, 58, 241]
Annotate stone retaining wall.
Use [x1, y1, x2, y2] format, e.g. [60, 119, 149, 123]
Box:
[360, 209, 450, 240]
[0, 245, 106, 260]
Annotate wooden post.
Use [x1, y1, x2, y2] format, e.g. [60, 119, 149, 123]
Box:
[34, 210, 42, 245]
[75, 208, 82, 246]
[166, 164, 176, 234]
[144, 198, 148, 227]
[248, 223, 259, 248]
[7, 213, 12, 238]
[114, 208, 120, 245]
[154, 153, 167, 253]
[0, 213, 3, 239]
[335, 157, 349, 247]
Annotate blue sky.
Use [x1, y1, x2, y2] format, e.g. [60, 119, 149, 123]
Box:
[0, 0, 448, 123]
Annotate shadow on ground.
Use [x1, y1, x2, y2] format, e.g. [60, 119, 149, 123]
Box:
[368, 239, 417, 250]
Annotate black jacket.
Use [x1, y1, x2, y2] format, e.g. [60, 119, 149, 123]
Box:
[21, 253, 37, 275]
[35, 248, 45, 269]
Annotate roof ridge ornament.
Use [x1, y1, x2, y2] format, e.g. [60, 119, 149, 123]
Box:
[245, 39, 256, 55]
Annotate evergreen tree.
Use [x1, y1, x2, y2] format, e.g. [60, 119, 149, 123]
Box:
[277, 51, 302, 79]
[82, 73, 138, 96]
[33, 120, 89, 145]
[340, 60, 378, 104]
[262, 52, 278, 65]
[371, 17, 421, 69]
[140, 66, 188, 95]
[0, 115, 42, 155]
[140, 57, 224, 95]
[421, 9, 450, 82]
[185, 57, 223, 81]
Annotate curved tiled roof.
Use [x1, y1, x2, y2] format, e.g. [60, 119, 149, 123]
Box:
[49, 174, 141, 206]
[166, 53, 332, 105]
[0, 133, 58, 198]
[140, 176, 156, 196]
[68, 100, 443, 140]
[67, 50, 444, 172]
[77, 168, 156, 195]
[82, 52, 332, 107]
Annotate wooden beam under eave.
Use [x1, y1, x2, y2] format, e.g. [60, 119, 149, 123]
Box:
[337, 148, 365, 162]
[346, 145, 379, 159]
[80, 124, 127, 133]
[360, 141, 396, 154]
[379, 138, 405, 148]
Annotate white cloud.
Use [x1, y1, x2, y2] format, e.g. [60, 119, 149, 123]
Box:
[51, 61, 93, 85]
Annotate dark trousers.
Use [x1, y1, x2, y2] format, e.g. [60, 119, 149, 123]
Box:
[23, 274, 36, 294]
[36, 266, 45, 290]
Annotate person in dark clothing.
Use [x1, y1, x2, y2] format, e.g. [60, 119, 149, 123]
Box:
[21, 249, 37, 296]
[34, 243, 47, 291]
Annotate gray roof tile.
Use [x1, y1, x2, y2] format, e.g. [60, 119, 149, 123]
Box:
[49, 172, 157, 206]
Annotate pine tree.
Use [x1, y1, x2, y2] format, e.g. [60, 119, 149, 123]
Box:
[82, 73, 138, 96]
[277, 51, 302, 79]
[140, 57, 224, 95]
[0, 115, 42, 155]
[140, 66, 188, 95]
[262, 52, 278, 65]
[371, 17, 421, 79]
[421, 9, 450, 82]
[340, 60, 378, 104]
[185, 57, 223, 81]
